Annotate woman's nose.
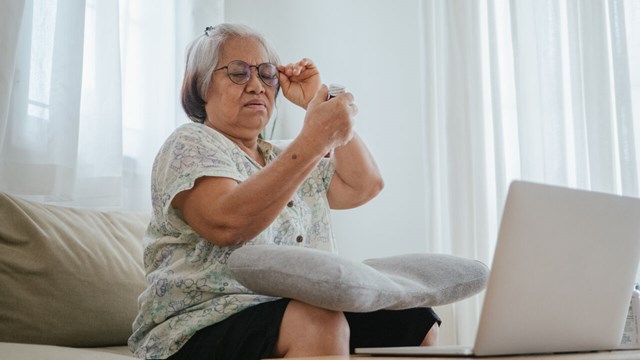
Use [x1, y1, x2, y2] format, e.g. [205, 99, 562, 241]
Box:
[244, 67, 265, 93]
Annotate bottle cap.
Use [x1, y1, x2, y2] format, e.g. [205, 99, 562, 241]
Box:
[328, 84, 346, 99]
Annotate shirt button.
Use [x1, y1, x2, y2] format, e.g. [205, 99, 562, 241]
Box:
[287, 200, 294, 208]
[296, 235, 304, 243]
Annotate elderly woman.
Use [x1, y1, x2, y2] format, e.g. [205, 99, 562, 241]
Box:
[129, 23, 440, 359]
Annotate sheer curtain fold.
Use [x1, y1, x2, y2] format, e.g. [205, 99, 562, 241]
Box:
[423, 0, 494, 344]
[421, 0, 639, 345]
[0, 0, 224, 209]
[609, 0, 638, 195]
[0, 0, 25, 151]
[1, 0, 85, 199]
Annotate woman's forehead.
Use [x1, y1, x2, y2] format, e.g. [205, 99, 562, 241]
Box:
[218, 37, 269, 66]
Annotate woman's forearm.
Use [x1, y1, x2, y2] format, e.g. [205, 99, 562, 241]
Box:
[328, 132, 384, 209]
[177, 136, 328, 246]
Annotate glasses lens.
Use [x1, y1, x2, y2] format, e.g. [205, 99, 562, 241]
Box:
[258, 63, 279, 87]
[226, 60, 250, 84]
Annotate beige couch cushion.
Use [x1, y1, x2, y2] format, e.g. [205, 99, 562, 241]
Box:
[0, 342, 135, 360]
[0, 193, 149, 347]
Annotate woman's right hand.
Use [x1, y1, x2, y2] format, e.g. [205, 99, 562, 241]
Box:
[278, 58, 321, 110]
[300, 84, 358, 154]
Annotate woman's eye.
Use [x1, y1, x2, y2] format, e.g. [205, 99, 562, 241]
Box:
[230, 73, 247, 79]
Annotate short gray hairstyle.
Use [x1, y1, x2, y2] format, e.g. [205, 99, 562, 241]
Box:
[181, 23, 281, 123]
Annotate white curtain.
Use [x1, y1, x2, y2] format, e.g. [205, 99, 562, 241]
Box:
[422, 0, 640, 345]
[0, 0, 223, 210]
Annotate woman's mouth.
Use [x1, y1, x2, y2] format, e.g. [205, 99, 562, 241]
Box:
[244, 100, 266, 110]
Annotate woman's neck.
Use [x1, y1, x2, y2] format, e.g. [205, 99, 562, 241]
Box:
[204, 120, 264, 165]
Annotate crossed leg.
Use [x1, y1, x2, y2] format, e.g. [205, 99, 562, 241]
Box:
[275, 300, 439, 358]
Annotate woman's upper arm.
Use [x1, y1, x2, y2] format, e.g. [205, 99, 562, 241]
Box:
[327, 173, 373, 210]
[171, 176, 240, 245]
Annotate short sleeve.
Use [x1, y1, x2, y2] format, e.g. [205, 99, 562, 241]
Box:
[150, 124, 243, 223]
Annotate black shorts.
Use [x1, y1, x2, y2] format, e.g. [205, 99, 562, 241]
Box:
[168, 298, 441, 360]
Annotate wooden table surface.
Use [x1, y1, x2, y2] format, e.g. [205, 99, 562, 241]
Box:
[267, 349, 640, 360]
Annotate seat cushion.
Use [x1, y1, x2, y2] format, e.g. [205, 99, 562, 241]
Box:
[228, 245, 489, 312]
[0, 342, 135, 360]
[0, 193, 149, 347]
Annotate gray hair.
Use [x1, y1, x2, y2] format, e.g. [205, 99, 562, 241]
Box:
[181, 23, 281, 123]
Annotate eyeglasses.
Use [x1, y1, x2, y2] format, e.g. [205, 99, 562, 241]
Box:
[213, 60, 279, 87]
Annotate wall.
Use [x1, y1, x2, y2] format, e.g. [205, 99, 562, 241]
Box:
[225, 0, 430, 261]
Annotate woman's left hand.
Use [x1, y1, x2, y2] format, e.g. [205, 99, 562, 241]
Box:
[278, 58, 321, 109]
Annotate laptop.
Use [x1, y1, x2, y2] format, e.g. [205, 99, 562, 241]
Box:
[357, 180, 640, 357]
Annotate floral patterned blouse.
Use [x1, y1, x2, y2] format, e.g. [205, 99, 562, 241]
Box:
[128, 123, 336, 359]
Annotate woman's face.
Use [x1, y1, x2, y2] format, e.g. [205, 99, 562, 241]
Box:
[204, 36, 276, 142]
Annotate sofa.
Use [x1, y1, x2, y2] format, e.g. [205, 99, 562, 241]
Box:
[0, 192, 144, 359]
[0, 191, 487, 359]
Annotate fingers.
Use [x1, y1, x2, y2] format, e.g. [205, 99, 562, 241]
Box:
[303, 85, 358, 149]
[308, 85, 357, 116]
[307, 84, 329, 109]
[308, 85, 357, 115]
[332, 94, 358, 146]
[277, 58, 321, 109]
[347, 101, 358, 118]
[329, 92, 358, 117]
[277, 58, 316, 77]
